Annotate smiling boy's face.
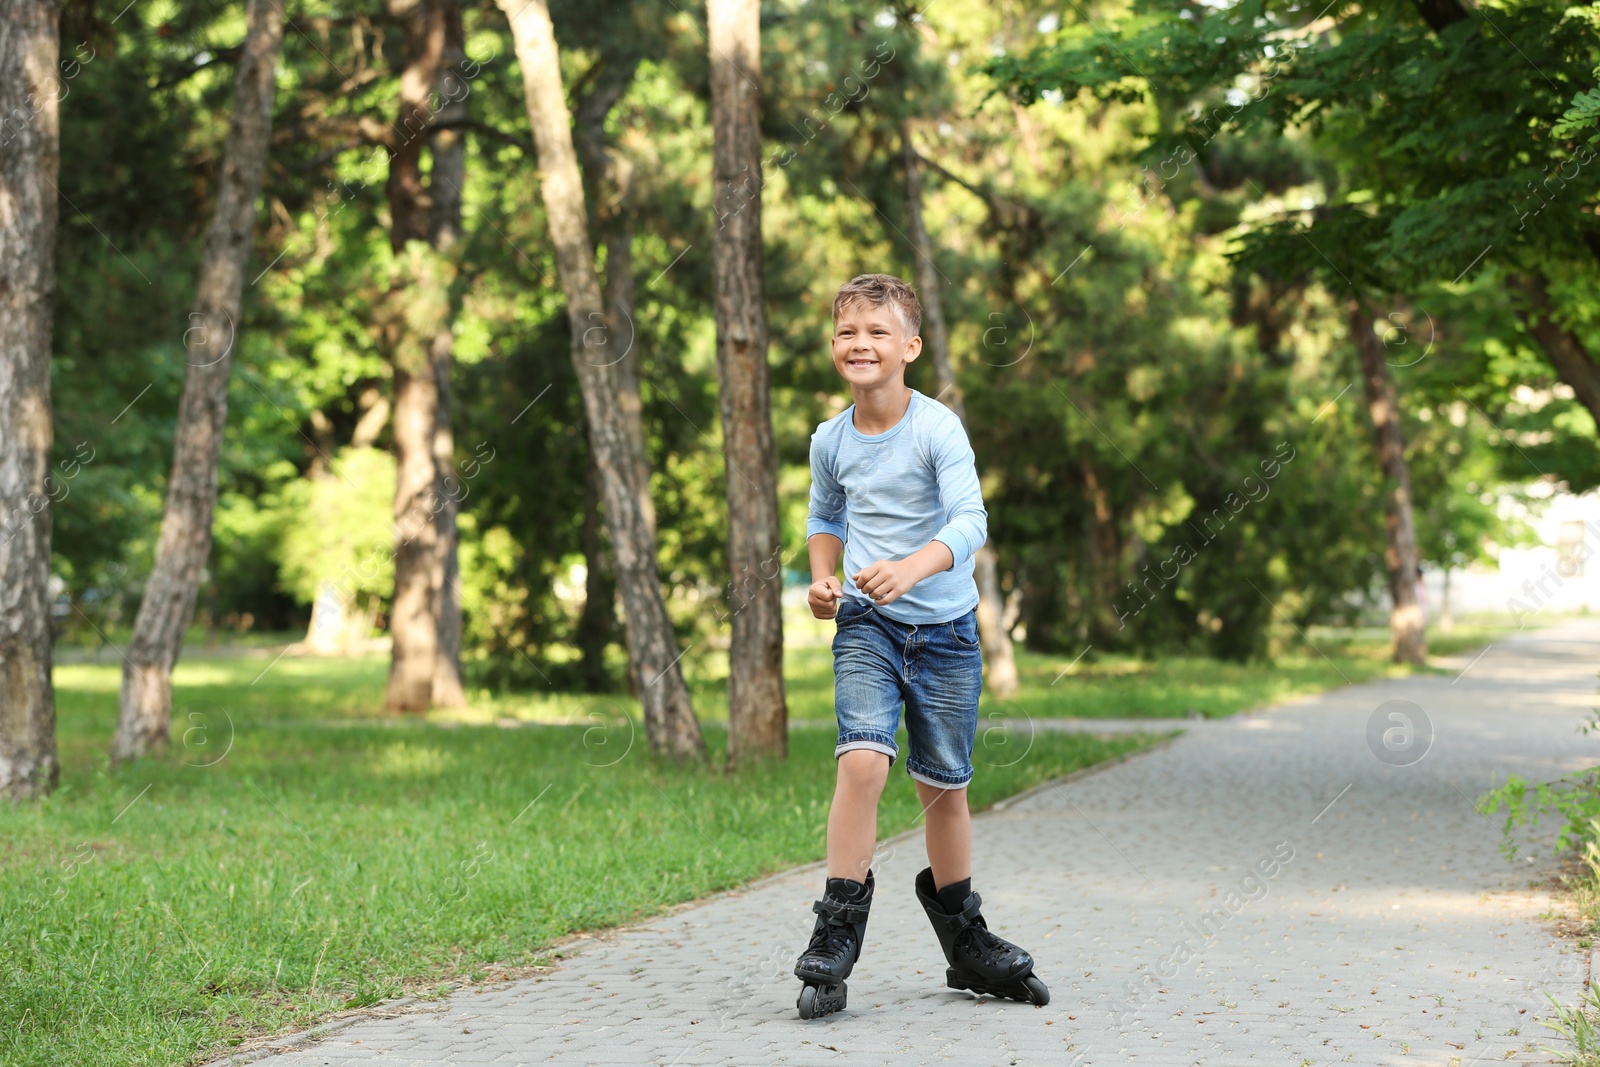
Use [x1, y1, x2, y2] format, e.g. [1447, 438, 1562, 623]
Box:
[831, 299, 922, 392]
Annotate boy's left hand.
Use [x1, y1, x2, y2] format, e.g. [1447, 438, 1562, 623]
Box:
[853, 559, 918, 606]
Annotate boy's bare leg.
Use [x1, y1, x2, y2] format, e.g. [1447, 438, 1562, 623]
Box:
[826, 750, 890, 880]
[914, 779, 972, 889]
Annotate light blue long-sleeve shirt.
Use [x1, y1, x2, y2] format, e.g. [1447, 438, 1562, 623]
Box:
[806, 389, 988, 624]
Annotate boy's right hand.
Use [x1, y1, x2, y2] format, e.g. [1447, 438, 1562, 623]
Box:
[809, 576, 844, 620]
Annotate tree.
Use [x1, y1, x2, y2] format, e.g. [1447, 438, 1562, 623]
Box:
[114, 0, 286, 760]
[979, 0, 1600, 659]
[571, 47, 641, 695]
[709, 0, 787, 761]
[382, 0, 448, 712]
[428, 0, 469, 709]
[983, 0, 1600, 469]
[1349, 299, 1425, 663]
[0, 0, 61, 799]
[496, 0, 705, 758]
[902, 122, 1019, 697]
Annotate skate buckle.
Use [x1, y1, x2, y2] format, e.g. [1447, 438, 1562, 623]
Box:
[927, 892, 984, 932]
[812, 897, 871, 925]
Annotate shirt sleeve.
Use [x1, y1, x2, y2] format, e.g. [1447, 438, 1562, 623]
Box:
[806, 426, 849, 543]
[928, 416, 988, 567]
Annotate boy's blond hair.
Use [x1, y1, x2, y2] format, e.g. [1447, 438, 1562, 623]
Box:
[832, 273, 922, 338]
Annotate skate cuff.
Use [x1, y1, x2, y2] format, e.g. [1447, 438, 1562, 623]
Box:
[813, 897, 871, 925]
[926, 893, 983, 931]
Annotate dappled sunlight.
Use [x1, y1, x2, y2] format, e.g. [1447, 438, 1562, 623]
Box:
[52, 664, 121, 694]
[367, 742, 455, 778]
[432, 690, 631, 727]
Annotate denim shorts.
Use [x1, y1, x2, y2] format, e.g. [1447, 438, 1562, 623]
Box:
[831, 596, 982, 789]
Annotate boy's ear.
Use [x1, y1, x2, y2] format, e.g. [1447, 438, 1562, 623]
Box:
[903, 335, 924, 362]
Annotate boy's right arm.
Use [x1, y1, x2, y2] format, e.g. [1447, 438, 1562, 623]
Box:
[805, 427, 848, 620]
[807, 534, 844, 619]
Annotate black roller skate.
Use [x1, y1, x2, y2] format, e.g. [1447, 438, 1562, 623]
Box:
[915, 867, 1049, 1005]
[793, 870, 874, 1019]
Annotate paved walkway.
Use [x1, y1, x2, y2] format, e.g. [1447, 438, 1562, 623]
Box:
[231, 620, 1600, 1067]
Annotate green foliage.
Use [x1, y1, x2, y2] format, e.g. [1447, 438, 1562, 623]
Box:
[273, 448, 396, 610]
[983, 0, 1600, 495]
[1555, 76, 1600, 144]
[1478, 766, 1600, 875]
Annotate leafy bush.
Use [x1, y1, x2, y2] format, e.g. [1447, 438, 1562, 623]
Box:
[273, 446, 396, 610]
[1479, 765, 1600, 877]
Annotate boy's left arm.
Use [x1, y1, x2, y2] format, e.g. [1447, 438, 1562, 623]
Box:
[853, 421, 988, 606]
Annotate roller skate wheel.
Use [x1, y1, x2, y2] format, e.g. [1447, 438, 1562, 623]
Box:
[1022, 975, 1050, 1006]
[797, 981, 847, 1019]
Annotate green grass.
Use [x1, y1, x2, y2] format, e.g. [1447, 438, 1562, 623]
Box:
[501, 619, 1514, 725]
[3, 655, 1165, 1067]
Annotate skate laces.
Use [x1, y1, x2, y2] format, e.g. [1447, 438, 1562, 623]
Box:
[959, 920, 1014, 968]
[805, 920, 858, 962]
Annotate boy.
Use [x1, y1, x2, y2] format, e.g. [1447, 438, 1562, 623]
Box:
[792, 274, 1050, 1019]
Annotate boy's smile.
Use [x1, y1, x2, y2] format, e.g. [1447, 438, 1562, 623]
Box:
[831, 302, 921, 393]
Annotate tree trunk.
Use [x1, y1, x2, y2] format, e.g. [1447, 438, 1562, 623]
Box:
[570, 189, 636, 697]
[569, 52, 651, 699]
[113, 0, 285, 761]
[572, 53, 648, 507]
[576, 451, 618, 692]
[428, 0, 467, 709]
[0, 0, 60, 799]
[384, 325, 441, 711]
[1349, 298, 1426, 665]
[382, 0, 446, 712]
[1079, 453, 1124, 641]
[497, 0, 704, 758]
[901, 123, 1019, 696]
[710, 0, 787, 762]
[1513, 274, 1600, 430]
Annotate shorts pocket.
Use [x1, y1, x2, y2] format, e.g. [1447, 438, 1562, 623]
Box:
[835, 598, 870, 626]
[949, 612, 980, 648]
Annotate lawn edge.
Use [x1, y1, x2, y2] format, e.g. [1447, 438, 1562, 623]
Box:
[193, 729, 1180, 1067]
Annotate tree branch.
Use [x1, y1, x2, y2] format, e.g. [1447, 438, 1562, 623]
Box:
[430, 116, 529, 156]
[1514, 274, 1600, 430]
[908, 144, 1057, 244]
[153, 45, 243, 90]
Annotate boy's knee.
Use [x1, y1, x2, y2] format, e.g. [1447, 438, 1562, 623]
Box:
[837, 749, 890, 794]
[918, 782, 970, 821]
